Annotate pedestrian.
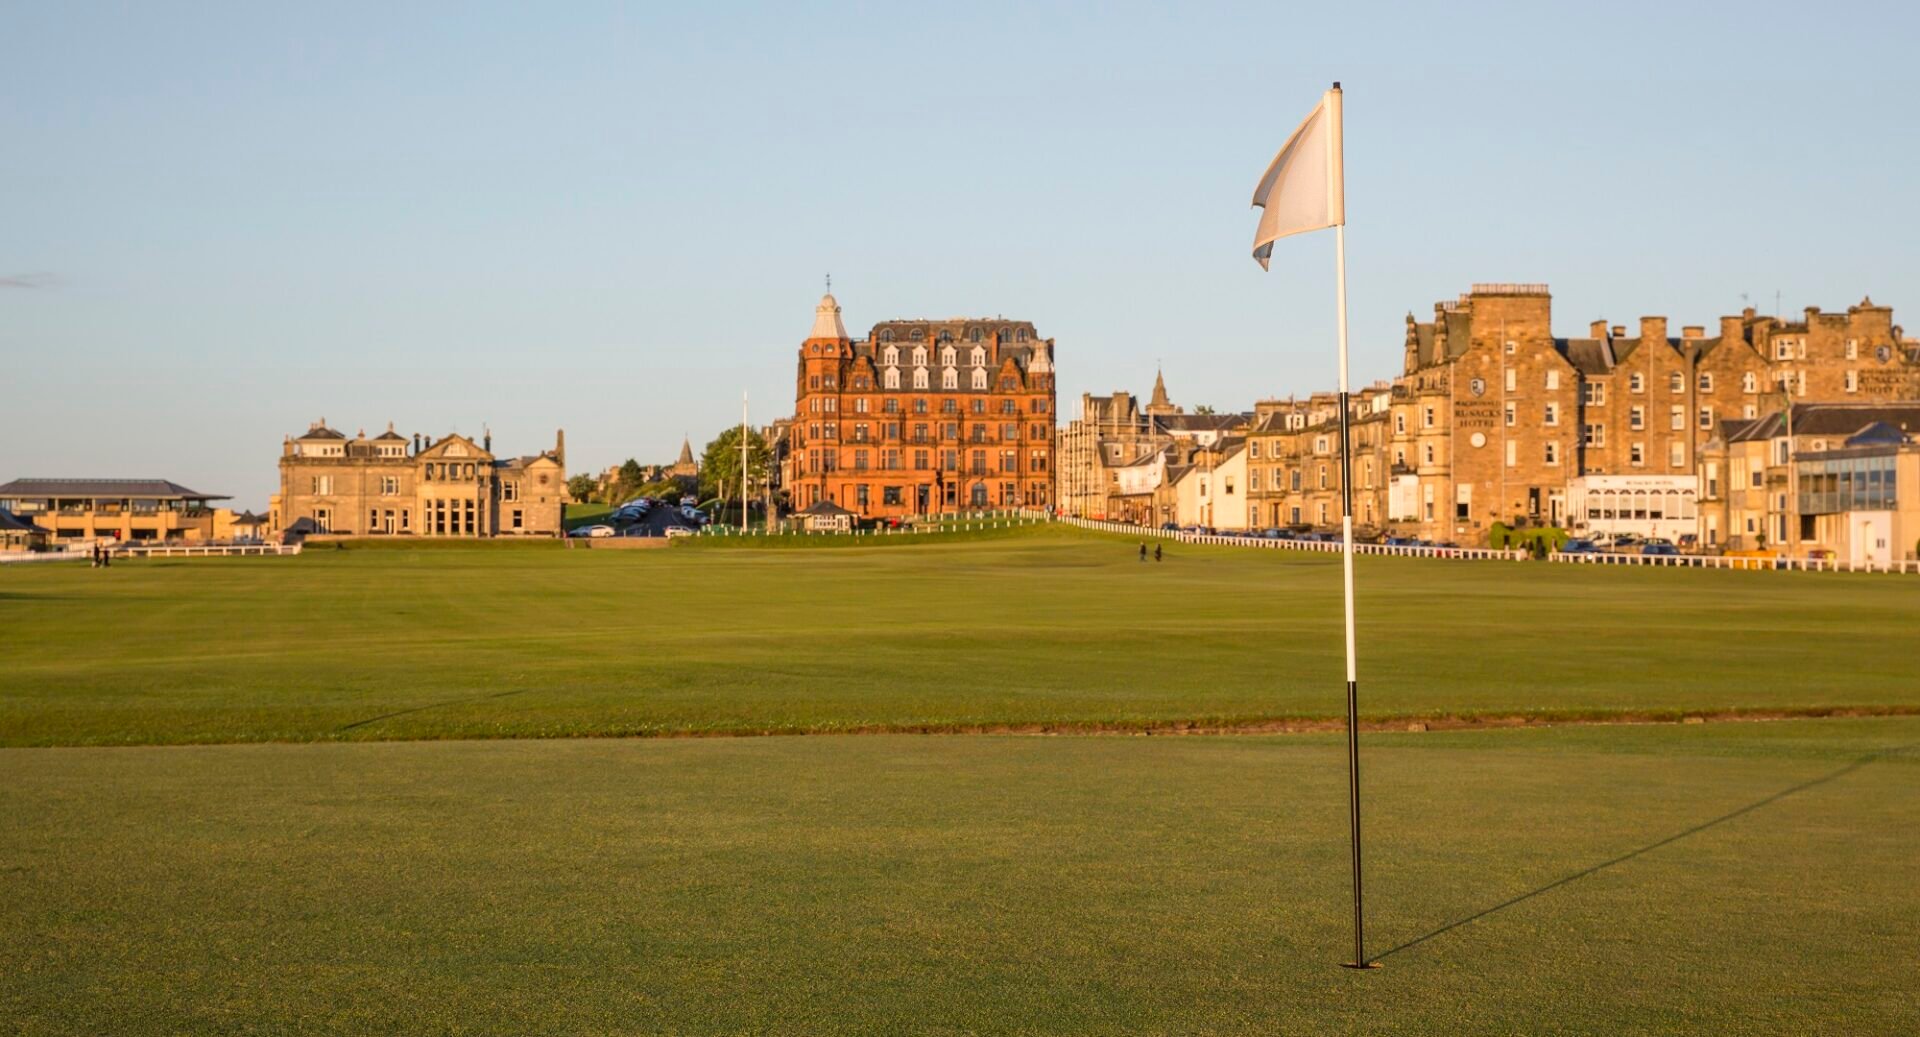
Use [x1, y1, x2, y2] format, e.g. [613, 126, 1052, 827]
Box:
[90, 543, 99, 568]
[1154, 543, 1163, 563]
[1138, 542, 1147, 562]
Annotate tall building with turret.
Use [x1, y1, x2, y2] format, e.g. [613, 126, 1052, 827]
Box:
[783, 291, 1057, 518]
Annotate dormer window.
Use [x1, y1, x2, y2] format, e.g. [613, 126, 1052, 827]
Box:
[883, 368, 900, 389]
[971, 369, 988, 390]
[912, 368, 929, 390]
[912, 346, 927, 366]
[883, 345, 899, 365]
[941, 346, 956, 366]
[969, 346, 985, 366]
[969, 327, 982, 343]
[942, 368, 958, 390]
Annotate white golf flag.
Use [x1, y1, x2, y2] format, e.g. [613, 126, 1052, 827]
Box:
[1251, 84, 1345, 269]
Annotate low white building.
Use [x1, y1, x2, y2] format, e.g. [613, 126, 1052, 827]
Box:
[1173, 441, 1250, 531]
[1568, 474, 1699, 541]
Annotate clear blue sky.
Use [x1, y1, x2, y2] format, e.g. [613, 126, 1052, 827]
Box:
[4, 1, 1916, 506]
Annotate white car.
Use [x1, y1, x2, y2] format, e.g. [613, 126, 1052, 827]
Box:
[664, 526, 695, 539]
[570, 524, 616, 538]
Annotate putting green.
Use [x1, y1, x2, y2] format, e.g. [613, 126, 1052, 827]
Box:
[3, 719, 1915, 1034]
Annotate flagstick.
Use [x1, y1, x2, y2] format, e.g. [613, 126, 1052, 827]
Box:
[1335, 220, 1374, 972]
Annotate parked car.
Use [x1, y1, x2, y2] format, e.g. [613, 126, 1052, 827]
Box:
[1641, 541, 1680, 557]
[569, 524, 616, 538]
[1259, 528, 1285, 539]
[1382, 535, 1418, 546]
[664, 526, 695, 539]
[1560, 538, 1599, 554]
[1161, 522, 1180, 531]
[679, 495, 699, 508]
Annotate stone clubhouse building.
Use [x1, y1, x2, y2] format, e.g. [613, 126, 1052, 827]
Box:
[273, 421, 568, 537]
[782, 290, 1058, 519]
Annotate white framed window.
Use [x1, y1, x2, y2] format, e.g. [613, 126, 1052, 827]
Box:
[1698, 373, 1714, 392]
[971, 369, 988, 390]
[1545, 370, 1560, 391]
[1504, 440, 1517, 467]
[1504, 401, 1516, 427]
[942, 368, 958, 390]
[1422, 406, 1434, 428]
[1631, 443, 1644, 467]
[1669, 442, 1684, 468]
[1845, 370, 1858, 393]
[1584, 381, 1605, 406]
[1670, 405, 1684, 430]
[969, 346, 986, 366]
[1698, 407, 1712, 430]
[1504, 369, 1517, 393]
[1544, 402, 1559, 426]
[1742, 372, 1758, 394]
[912, 367, 928, 390]
[1845, 339, 1858, 359]
[1544, 441, 1559, 466]
[1630, 405, 1645, 430]
[1630, 373, 1645, 393]
[883, 368, 899, 389]
[1668, 372, 1684, 393]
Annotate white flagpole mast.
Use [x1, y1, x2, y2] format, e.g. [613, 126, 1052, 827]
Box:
[741, 392, 750, 529]
[1327, 82, 1372, 972]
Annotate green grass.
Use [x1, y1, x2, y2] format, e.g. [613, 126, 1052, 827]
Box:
[3, 719, 1915, 1034]
[2, 525, 1917, 747]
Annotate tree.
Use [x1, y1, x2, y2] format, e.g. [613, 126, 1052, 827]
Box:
[618, 458, 645, 485]
[566, 475, 597, 502]
[699, 428, 772, 511]
[1193, 404, 1217, 415]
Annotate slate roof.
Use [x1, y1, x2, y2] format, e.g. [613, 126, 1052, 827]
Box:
[1731, 402, 1920, 442]
[1557, 337, 1614, 376]
[0, 478, 227, 501]
[0, 509, 39, 533]
[796, 500, 856, 517]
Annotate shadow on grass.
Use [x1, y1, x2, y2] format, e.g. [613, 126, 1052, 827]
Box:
[336, 689, 532, 733]
[1375, 742, 1917, 963]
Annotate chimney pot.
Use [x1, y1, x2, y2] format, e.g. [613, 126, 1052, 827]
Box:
[1682, 326, 1704, 339]
[1611, 325, 1626, 338]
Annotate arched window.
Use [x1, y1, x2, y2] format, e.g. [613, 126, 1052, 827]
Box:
[969, 327, 982, 343]
[911, 346, 927, 366]
[880, 329, 893, 342]
[942, 368, 958, 390]
[912, 367, 929, 390]
[1016, 328, 1028, 342]
[969, 346, 985, 366]
[911, 327, 924, 340]
[883, 368, 899, 389]
[883, 345, 899, 365]
[999, 327, 1012, 343]
[971, 368, 988, 390]
[941, 345, 956, 366]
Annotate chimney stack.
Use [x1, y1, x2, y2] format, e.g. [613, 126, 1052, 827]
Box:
[556, 429, 566, 467]
[1720, 316, 1744, 342]
[1639, 316, 1667, 343]
[1611, 325, 1626, 338]
[413, 433, 422, 454]
[1589, 320, 1609, 339]
[1682, 326, 1704, 339]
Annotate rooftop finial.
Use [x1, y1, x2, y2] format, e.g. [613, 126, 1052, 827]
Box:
[825, 272, 832, 294]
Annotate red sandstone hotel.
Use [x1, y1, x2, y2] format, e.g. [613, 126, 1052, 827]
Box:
[786, 291, 1057, 519]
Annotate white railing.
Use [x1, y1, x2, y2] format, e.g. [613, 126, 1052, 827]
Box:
[1060, 517, 1526, 561]
[1, 543, 305, 563]
[693, 509, 1052, 539]
[1548, 550, 1920, 574]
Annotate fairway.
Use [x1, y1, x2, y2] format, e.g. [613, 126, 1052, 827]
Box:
[3, 720, 1916, 1034]
[1, 527, 1917, 747]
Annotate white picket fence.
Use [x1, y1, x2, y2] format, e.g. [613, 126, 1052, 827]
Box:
[1549, 550, 1920, 574]
[696, 510, 1050, 539]
[1060, 517, 1525, 561]
[0, 543, 303, 564]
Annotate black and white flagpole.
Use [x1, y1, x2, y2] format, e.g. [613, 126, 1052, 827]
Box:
[1248, 81, 1372, 968]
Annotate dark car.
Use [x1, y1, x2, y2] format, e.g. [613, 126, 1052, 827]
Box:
[1560, 538, 1599, 554]
[1161, 522, 1180, 531]
[1642, 541, 1680, 557]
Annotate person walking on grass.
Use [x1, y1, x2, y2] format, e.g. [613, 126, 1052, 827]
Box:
[1154, 543, 1163, 563]
[1139, 542, 1147, 562]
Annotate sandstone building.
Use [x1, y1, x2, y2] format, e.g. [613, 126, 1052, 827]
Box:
[783, 292, 1057, 518]
[273, 421, 567, 537]
[1064, 284, 1919, 556]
